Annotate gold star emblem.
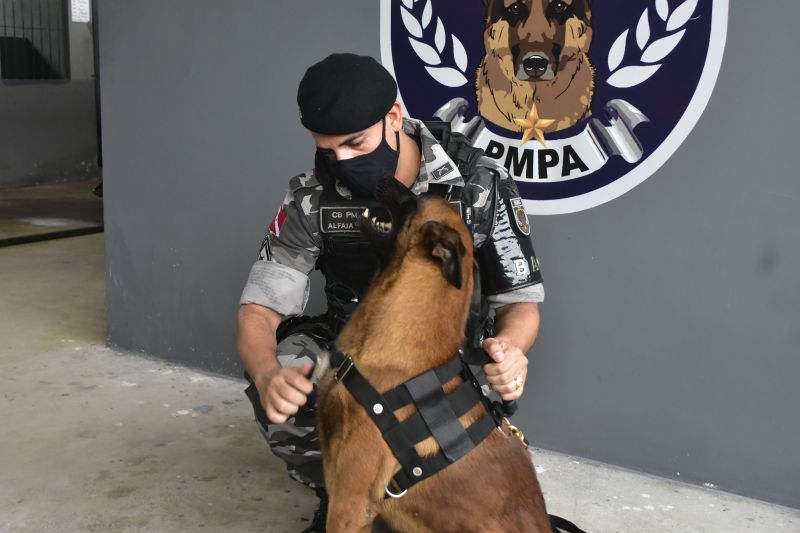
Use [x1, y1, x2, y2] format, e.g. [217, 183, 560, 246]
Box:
[513, 104, 555, 148]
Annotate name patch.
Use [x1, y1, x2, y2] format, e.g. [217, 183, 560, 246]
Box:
[319, 206, 366, 234]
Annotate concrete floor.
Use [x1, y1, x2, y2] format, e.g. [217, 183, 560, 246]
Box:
[0, 235, 798, 533]
[0, 179, 103, 244]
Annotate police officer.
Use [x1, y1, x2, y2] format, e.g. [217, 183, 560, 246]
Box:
[237, 53, 544, 532]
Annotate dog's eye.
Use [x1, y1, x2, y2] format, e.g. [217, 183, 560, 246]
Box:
[506, 2, 527, 17]
[550, 0, 568, 14]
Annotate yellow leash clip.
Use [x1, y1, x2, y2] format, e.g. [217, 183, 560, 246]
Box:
[506, 420, 529, 446]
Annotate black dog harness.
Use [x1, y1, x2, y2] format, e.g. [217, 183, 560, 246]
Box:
[329, 345, 505, 495]
[328, 347, 589, 533]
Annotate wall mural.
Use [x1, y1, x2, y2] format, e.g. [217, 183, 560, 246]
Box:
[381, 0, 728, 214]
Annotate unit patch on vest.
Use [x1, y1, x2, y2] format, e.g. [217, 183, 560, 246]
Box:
[449, 200, 462, 219]
[530, 255, 541, 274]
[431, 162, 454, 180]
[258, 234, 272, 261]
[509, 197, 530, 236]
[320, 206, 366, 234]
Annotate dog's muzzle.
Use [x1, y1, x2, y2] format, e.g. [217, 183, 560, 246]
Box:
[516, 53, 555, 81]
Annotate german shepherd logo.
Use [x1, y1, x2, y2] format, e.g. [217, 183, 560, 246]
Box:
[476, 0, 594, 133]
[382, 0, 728, 214]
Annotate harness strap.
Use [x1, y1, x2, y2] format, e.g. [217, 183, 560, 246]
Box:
[389, 413, 496, 492]
[381, 356, 463, 411]
[392, 380, 484, 446]
[334, 355, 425, 485]
[460, 346, 519, 418]
[410, 380, 479, 419]
[405, 370, 474, 462]
[460, 346, 492, 365]
[332, 349, 496, 492]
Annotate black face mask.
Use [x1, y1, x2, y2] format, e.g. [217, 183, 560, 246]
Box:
[318, 118, 400, 199]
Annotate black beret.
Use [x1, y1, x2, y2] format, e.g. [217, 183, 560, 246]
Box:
[297, 53, 398, 135]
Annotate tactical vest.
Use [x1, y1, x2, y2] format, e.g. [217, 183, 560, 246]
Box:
[315, 121, 485, 332]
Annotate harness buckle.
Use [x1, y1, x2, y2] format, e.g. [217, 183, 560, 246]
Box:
[335, 355, 355, 383]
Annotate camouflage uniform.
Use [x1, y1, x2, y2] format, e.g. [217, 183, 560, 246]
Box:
[243, 334, 327, 488]
[240, 118, 544, 488]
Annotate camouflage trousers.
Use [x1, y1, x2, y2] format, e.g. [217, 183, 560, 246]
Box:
[244, 333, 327, 489]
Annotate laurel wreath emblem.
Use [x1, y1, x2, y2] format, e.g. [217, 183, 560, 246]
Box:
[607, 0, 697, 88]
[399, 0, 469, 88]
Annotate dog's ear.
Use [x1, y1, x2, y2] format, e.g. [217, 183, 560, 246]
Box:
[421, 220, 466, 289]
[574, 0, 591, 21]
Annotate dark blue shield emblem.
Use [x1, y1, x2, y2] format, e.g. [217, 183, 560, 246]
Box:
[381, 0, 729, 214]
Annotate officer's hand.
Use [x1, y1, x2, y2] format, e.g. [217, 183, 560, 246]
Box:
[482, 337, 528, 402]
[257, 362, 314, 424]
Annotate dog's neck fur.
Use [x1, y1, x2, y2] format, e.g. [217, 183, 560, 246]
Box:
[336, 251, 472, 383]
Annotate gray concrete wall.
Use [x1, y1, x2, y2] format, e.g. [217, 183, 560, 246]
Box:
[99, 0, 372, 371]
[0, 80, 97, 186]
[99, 0, 800, 508]
[0, 1, 97, 187]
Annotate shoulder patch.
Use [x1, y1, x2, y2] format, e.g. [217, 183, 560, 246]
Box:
[508, 197, 530, 236]
[431, 162, 455, 180]
[258, 234, 272, 261]
[269, 205, 288, 237]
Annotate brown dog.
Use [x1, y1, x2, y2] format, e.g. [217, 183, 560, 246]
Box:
[317, 179, 551, 532]
[476, 0, 595, 133]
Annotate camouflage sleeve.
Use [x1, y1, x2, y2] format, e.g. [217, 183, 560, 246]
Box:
[465, 156, 544, 308]
[239, 174, 322, 316]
